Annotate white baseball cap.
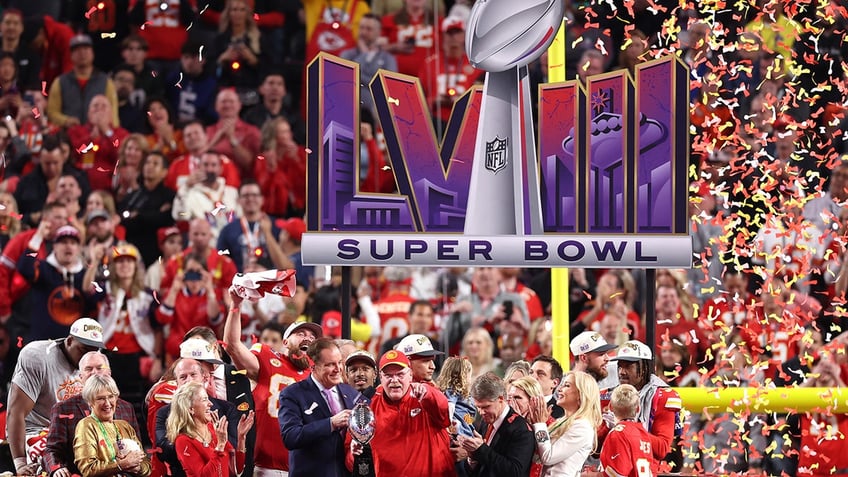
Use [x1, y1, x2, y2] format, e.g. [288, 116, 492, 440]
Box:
[609, 340, 653, 362]
[70, 318, 105, 348]
[180, 338, 224, 364]
[569, 331, 617, 356]
[395, 334, 443, 358]
[283, 321, 323, 341]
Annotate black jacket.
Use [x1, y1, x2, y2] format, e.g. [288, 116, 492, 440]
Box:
[466, 407, 535, 477]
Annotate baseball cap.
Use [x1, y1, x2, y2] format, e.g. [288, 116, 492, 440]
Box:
[276, 218, 306, 243]
[609, 340, 653, 362]
[179, 338, 224, 364]
[283, 321, 323, 341]
[346, 350, 376, 368]
[379, 350, 410, 371]
[157, 226, 181, 245]
[395, 334, 443, 358]
[112, 244, 140, 261]
[569, 331, 617, 356]
[321, 311, 342, 338]
[54, 225, 81, 242]
[70, 34, 93, 50]
[382, 266, 412, 284]
[85, 209, 111, 225]
[70, 318, 105, 348]
[441, 16, 464, 33]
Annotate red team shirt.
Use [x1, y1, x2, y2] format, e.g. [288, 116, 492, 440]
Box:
[600, 420, 655, 477]
[381, 14, 441, 77]
[368, 293, 414, 355]
[249, 343, 310, 471]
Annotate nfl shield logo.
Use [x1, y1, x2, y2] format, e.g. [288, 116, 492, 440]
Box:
[485, 137, 508, 173]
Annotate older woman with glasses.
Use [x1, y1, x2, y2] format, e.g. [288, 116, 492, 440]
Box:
[73, 375, 150, 477]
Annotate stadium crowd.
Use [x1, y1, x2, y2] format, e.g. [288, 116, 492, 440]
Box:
[0, 0, 845, 475]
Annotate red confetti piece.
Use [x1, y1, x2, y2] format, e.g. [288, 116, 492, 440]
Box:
[17, 336, 22, 347]
[41, 81, 47, 96]
[58, 413, 74, 419]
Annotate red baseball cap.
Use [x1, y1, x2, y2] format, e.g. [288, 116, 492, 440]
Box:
[157, 226, 181, 246]
[276, 218, 306, 243]
[322, 310, 342, 338]
[379, 350, 410, 371]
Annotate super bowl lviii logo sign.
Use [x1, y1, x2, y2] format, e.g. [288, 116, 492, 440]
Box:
[302, 3, 691, 268]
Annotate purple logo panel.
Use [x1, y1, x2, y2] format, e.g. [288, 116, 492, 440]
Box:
[539, 82, 584, 232]
[371, 72, 480, 232]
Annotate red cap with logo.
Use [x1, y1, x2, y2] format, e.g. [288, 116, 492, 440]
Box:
[379, 350, 411, 370]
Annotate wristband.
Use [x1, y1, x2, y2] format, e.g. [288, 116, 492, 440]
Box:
[14, 456, 27, 469]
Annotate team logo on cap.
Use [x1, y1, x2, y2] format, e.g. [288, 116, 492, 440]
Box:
[402, 345, 414, 354]
[386, 350, 398, 360]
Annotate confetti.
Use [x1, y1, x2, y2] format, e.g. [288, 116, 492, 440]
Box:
[58, 413, 74, 419]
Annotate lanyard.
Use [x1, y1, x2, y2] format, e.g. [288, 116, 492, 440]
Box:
[93, 416, 122, 461]
[240, 218, 261, 253]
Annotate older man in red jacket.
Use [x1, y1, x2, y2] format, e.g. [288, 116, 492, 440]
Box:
[348, 350, 455, 476]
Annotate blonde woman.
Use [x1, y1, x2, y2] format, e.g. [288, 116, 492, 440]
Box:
[508, 376, 546, 477]
[461, 327, 497, 382]
[504, 360, 531, 386]
[435, 356, 476, 438]
[166, 382, 254, 477]
[0, 191, 21, 250]
[507, 376, 544, 420]
[215, 0, 262, 91]
[527, 371, 602, 477]
[85, 244, 162, 388]
[113, 133, 149, 202]
[73, 375, 150, 477]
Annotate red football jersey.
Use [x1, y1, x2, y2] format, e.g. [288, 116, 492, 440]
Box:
[249, 343, 311, 470]
[381, 13, 441, 76]
[600, 420, 655, 477]
[367, 293, 414, 355]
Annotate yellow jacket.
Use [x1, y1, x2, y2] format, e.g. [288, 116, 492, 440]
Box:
[74, 416, 151, 477]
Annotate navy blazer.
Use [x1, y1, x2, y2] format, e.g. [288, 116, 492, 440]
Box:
[278, 378, 361, 477]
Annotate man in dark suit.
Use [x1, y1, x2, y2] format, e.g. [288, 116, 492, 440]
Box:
[44, 352, 140, 477]
[279, 337, 361, 477]
[154, 357, 240, 477]
[454, 373, 535, 477]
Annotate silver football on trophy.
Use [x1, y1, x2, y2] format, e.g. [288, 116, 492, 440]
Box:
[349, 401, 376, 445]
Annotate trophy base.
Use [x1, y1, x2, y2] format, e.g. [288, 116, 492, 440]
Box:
[353, 444, 376, 477]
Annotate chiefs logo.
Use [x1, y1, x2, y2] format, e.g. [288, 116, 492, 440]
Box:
[48, 287, 85, 326]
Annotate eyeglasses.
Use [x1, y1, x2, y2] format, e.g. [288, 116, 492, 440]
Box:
[94, 393, 117, 403]
[381, 371, 407, 381]
[240, 193, 261, 198]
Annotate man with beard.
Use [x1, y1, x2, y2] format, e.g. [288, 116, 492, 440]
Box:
[171, 151, 240, 239]
[607, 340, 682, 468]
[224, 288, 318, 476]
[349, 350, 454, 476]
[345, 350, 377, 399]
[570, 331, 618, 389]
[280, 338, 358, 476]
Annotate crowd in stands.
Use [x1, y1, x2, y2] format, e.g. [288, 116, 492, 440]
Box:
[0, 0, 845, 475]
